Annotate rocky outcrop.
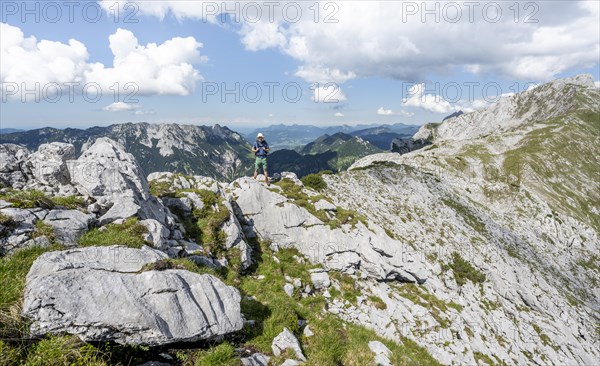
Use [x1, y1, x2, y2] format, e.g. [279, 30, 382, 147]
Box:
[22, 245, 244, 346]
[24, 142, 76, 193]
[0, 144, 30, 189]
[390, 137, 430, 155]
[68, 138, 172, 227]
[231, 177, 427, 283]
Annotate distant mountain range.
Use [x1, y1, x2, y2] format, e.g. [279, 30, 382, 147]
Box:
[0, 123, 253, 181]
[0, 128, 25, 134]
[244, 123, 419, 150]
[269, 132, 383, 177]
[1, 122, 414, 180]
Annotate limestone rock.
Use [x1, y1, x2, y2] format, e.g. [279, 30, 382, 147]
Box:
[241, 353, 270, 366]
[271, 327, 306, 361]
[0, 144, 30, 188]
[68, 138, 171, 227]
[368, 341, 392, 366]
[22, 245, 244, 346]
[310, 269, 331, 290]
[24, 142, 76, 188]
[43, 209, 93, 246]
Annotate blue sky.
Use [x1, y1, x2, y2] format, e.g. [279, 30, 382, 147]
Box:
[1, 0, 599, 131]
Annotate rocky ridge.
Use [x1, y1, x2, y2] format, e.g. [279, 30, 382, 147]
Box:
[0, 74, 598, 365]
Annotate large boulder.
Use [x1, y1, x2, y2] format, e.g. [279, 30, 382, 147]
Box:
[68, 138, 171, 227]
[0, 144, 30, 188]
[231, 178, 427, 283]
[22, 245, 244, 346]
[24, 142, 76, 189]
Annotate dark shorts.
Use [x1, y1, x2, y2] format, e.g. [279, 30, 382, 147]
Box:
[255, 156, 267, 170]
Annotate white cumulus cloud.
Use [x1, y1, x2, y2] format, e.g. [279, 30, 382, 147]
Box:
[334, 112, 344, 117]
[377, 107, 414, 117]
[114, 1, 599, 83]
[102, 102, 140, 112]
[403, 84, 457, 114]
[1, 23, 205, 100]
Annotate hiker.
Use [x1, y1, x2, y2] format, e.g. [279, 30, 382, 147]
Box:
[252, 132, 270, 186]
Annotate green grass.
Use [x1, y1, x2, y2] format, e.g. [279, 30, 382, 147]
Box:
[49, 196, 87, 209]
[164, 189, 230, 256]
[30, 221, 57, 244]
[329, 272, 361, 304]
[140, 258, 226, 279]
[0, 190, 88, 211]
[304, 315, 441, 366]
[0, 190, 53, 209]
[22, 335, 108, 366]
[78, 218, 148, 248]
[367, 295, 387, 310]
[301, 174, 327, 191]
[441, 252, 486, 287]
[0, 245, 75, 366]
[192, 342, 238, 366]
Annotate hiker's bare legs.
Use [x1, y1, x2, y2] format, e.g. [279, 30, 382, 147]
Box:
[264, 170, 269, 184]
[253, 170, 258, 179]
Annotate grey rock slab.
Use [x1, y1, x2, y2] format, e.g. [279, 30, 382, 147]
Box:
[271, 327, 306, 361]
[0, 208, 38, 230]
[22, 245, 243, 346]
[369, 341, 392, 366]
[241, 353, 270, 366]
[43, 209, 93, 246]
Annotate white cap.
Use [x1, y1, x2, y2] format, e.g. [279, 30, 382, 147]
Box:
[257, 133, 264, 138]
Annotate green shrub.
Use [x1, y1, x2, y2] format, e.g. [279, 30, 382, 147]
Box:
[442, 252, 486, 286]
[78, 218, 148, 248]
[301, 174, 327, 191]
